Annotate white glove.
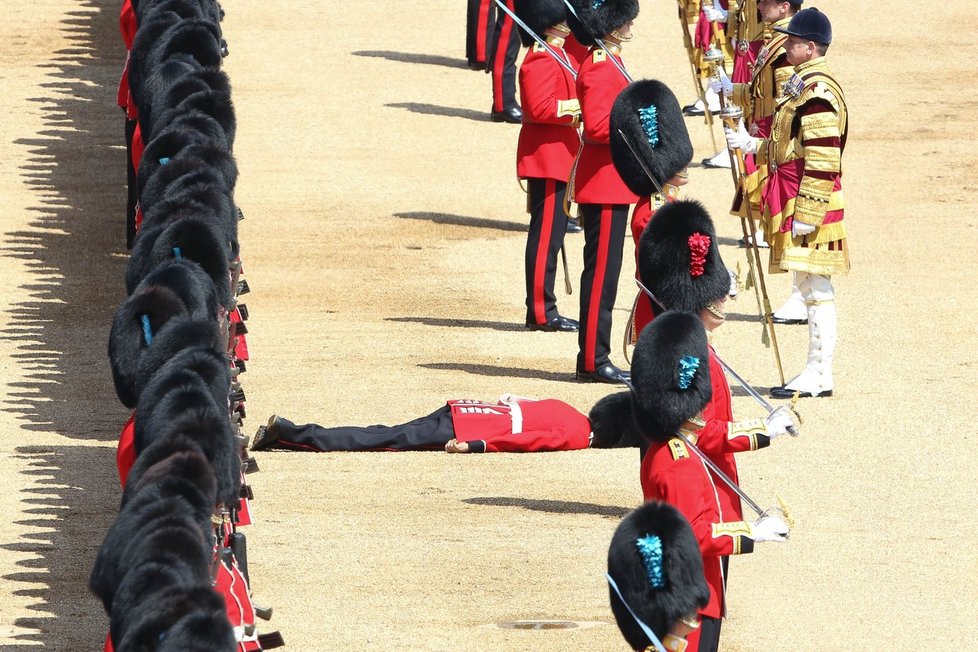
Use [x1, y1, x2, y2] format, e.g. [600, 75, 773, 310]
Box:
[727, 268, 739, 299]
[792, 219, 816, 237]
[709, 0, 729, 21]
[724, 122, 756, 154]
[764, 406, 795, 439]
[708, 66, 733, 97]
[704, 6, 728, 22]
[751, 515, 790, 542]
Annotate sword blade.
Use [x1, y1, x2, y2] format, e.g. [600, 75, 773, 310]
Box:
[616, 129, 665, 196]
[675, 431, 765, 517]
[633, 278, 797, 434]
[559, 0, 632, 82]
[495, 0, 578, 79]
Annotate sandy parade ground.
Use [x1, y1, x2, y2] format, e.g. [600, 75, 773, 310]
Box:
[0, 0, 976, 649]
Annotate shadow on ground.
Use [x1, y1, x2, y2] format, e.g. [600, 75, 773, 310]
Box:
[0, 2, 129, 648]
[386, 316, 525, 332]
[352, 50, 471, 70]
[463, 496, 629, 519]
[394, 211, 526, 232]
[385, 102, 489, 123]
[420, 362, 576, 383]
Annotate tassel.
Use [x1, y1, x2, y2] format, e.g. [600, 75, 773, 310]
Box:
[776, 494, 796, 529]
[745, 267, 754, 290]
[761, 323, 770, 347]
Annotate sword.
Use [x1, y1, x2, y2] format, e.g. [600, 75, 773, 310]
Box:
[560, 243, 572, 294]
[616, 129, 666, 196]
[675, 430, 767, 518]
[560, 0, 633, 82]
[495, 0, 578, 79]
[634, 277, 799, 436]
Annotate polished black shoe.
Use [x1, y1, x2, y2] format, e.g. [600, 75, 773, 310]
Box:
[576, 363, 631, 385]
[490, 106, 523, 124]
[251, 415, 283, 451]
[771, 316, 808, 325]
[682, 102, 705, 117]
[769, 386, 833, 399]
[565, 218, 583, 233]
[527, 315, 579, 332]
[467, 60, 486, 71]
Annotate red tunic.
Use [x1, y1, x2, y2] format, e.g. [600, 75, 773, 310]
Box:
[563, 33, 589, 71]
[450, 397, 592, 452]
[641, 430, 753, 620]
[516, 42, 580, 181]
[117, 0, 138, 118]
[630, 194, 679, 338]
[698, 347, 744, 520]
[573, 49, 638, 205]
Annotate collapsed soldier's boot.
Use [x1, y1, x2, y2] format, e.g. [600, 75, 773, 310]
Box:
[772, 273, 807, 324]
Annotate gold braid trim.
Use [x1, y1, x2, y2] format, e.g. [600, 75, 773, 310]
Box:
[728, 418, 766, 450]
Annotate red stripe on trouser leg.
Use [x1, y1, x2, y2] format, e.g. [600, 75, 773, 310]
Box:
[584, 206, 612, 370]
[531, 178, 556, 323]
[476, 0, 491, 62]
[492, 0, 515, 111]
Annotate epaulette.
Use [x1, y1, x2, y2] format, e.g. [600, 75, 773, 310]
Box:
[807, 81, 837, 104]
[668, 438, 689, 460]
[593, 49, 607, 63]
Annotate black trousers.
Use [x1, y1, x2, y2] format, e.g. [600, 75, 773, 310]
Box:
[271, 407, 455, 452]
[487, 0, 519, 111]
[125, 115, 138, 249]
[466, 0, 493, 65]
[697, 616, 722, 652]
[577, 203, 629, 372]
[525, 178, 569, 325]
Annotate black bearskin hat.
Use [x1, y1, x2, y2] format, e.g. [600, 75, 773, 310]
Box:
[589, 391, 640, 448]
[608, 501, 710, 648]
[610, 79, 693, 196]
[108, 260, 219, 407]
[513, 0, 569, 47]
[637, 200, 730, 314]
[566, 0, 639, 46]
[629, 311, 711, 441]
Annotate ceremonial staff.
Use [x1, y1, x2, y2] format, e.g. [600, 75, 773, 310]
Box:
[676, 1, 719, 152]
[615, 118, 796, 415]
[703, 46, 770, 346]
[633, 276, 799, 437]
[718, 102, 786, 385]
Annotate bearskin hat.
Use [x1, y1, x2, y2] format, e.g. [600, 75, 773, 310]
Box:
[608, 501, 710, 648]
[610, 80, 693, 196]
[637, 200, 730, 314]
[629, 311, 711, 441]
[127, 216, 233, 306]
[513, 0, 569, 47]
[108, 260, 219, 407]
[566, 0, 639, 46]
[589, 391, 640, 448]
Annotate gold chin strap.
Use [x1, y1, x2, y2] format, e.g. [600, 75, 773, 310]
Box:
[706, 303, 726, 320]
[610, 30, 633, 42]
[552, 22, 571, 34]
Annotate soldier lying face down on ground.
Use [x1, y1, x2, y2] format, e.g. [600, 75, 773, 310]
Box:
[251, 392, 641, 454]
